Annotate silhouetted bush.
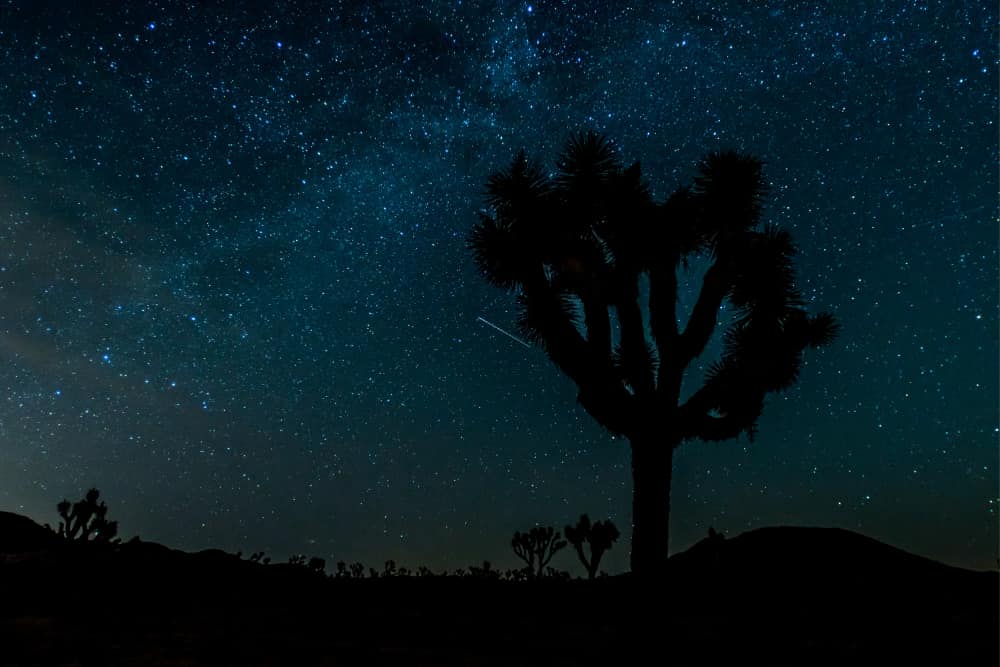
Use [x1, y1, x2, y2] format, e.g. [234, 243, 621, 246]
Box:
[503, 568, 532, 582]
[468, 560, 501, 579]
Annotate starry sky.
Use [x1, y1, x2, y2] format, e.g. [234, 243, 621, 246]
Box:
[0, 1, 995, 573]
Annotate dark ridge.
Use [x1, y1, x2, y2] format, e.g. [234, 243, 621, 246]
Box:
[671, 524, 988, 579]
[666, 525, 993, 608]
[0, 511, 60, 554]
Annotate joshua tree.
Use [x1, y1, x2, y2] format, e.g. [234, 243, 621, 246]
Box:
[511, 526, 567, 579]
[470, 132, 838, 578]
[565, 514, 620, 579]
[53, 488, 119, 543]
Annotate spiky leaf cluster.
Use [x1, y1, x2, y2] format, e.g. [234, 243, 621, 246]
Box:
[471, 132, 837, 444]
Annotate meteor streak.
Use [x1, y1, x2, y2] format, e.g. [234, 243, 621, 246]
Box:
[476, 316, 531, 348]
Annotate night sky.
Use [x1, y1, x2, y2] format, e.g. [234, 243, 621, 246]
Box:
[0, 1, 995, 574]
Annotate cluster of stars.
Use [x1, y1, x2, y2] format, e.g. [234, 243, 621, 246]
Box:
[0, 0, 994, 572]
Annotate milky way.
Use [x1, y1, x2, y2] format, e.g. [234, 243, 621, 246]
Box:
[0, 1, 995, 572]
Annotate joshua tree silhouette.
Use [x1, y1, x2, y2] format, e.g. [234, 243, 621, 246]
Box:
[565, 514, 620, 579]
[470, 132, 838, 578]
[52, 488, 119, 543]
[511, 526, 567, 579]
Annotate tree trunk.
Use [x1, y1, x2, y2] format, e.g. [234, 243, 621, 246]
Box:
[629, 436, 675, 579]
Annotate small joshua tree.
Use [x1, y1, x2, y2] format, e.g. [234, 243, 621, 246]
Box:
[565, 514, 620, 580]
[511, 526, 567, 579]
[53, 488, 119, 543]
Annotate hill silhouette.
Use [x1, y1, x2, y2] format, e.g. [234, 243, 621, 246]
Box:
[0, 511, 60, 554]
[671, 524, 987, 594]
[1, 512, 995, 665]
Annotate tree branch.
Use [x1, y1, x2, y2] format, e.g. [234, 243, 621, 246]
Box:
[678, 389, 764, 443]
[650, 265, 679, 403]
[683, 412, 747, 442]
[580, 284, 612, 364]
[678, 262, 729, 366]
[522, 275, 637, 436]
[520, 269, 592, 386]
[677, 382, 718, 421]
[615, 275, 655, 396]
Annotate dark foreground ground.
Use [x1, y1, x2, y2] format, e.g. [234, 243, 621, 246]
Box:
[1, 514, 996, 666]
